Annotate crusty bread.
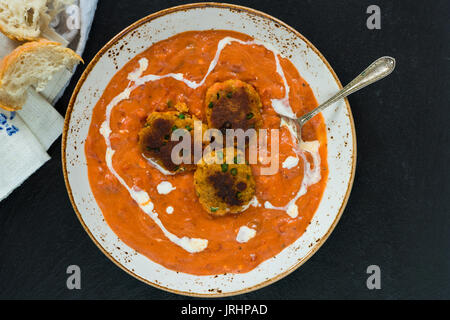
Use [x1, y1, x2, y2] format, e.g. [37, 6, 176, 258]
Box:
[0, 39, 82, 111]
[0, 0, 73, 41]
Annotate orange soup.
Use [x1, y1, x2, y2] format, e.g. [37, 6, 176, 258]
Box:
[85, 30, 328, 275]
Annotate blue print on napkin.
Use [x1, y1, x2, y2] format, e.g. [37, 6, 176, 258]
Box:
[0, 112, 19, 136]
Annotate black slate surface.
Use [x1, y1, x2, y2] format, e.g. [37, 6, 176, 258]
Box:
[0, 0, 449, 299]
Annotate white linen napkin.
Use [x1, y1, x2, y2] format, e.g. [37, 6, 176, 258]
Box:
[0, 112, 51, 200]
[0, 0, 98, 201]
[18, 89, 68, 150]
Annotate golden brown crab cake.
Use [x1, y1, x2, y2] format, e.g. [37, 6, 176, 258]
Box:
[194, 148, 256, 216]
[205, 79, 263, 133]
[138, 111, 207, 174]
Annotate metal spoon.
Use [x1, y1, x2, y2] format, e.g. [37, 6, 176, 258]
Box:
[293, 56, 396, 137]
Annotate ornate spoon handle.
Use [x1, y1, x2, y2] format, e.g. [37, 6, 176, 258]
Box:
[298, 56, 396, 126]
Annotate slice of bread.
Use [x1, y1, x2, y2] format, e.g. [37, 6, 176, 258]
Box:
[0, 0, 73, 41]
[0, 39, 82, 111]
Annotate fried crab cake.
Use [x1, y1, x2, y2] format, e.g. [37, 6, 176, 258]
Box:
[138, 111, 207, 174]
[205, 79, 263, 132]
[194, 148, 256, 216]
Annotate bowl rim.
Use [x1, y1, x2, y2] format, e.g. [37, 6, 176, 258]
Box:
[62, 2, 357, 297]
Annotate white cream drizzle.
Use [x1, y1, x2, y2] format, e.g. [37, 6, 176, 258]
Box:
[99, 62, 208, 253]
[142, 154, 175, 176]
[127, 58, 148, 81]
[264, 118, 322, 218]
[135, 37, 296, 175]
[239, 196, 261, 212]
[282, 156, 299, 169]
[133, 37, 296, 118]
[166, 206, 174, 214]
[98, 35, 323, 251]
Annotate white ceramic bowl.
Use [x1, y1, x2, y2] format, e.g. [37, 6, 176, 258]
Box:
[63, 3, 356, 297]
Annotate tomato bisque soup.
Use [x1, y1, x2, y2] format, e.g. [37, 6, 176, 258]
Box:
[85, 30, 328, 275]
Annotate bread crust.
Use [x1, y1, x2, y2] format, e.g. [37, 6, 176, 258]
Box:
[0, 102, 17, 111]
[0, 0, 74, 41]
